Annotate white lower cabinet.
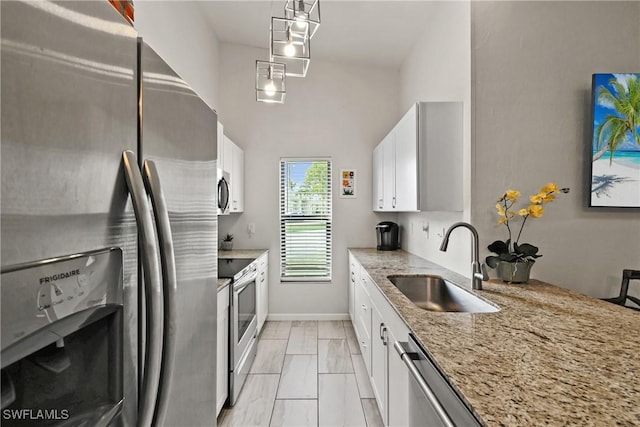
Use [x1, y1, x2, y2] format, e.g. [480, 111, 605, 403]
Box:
[349, 251, 410, 426]
[216, 285, 229, 416]
[256, 251, 269, 333]
[348, 253, 360, 321]
[370, 303, 388, 423]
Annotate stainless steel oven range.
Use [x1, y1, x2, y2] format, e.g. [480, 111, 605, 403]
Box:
[221, 259, 258, 406]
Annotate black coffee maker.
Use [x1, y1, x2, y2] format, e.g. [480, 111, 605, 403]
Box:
[376, 221, 399, 251]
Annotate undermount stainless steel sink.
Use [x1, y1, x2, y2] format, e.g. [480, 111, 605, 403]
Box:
[387, 275, 499, 313]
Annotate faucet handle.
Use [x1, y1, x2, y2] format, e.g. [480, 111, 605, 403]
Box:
[481, 263, 489, 281]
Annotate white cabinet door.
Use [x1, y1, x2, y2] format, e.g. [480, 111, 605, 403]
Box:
[372, 144, 384, 211]
[387, 325, 409, 427]
[348, 252, 360, 321]
[354, 273, 372, 373]
[370, 303, 388, 424]
[394, 105, 418, 211]
[256, 252, 269, 333]
[216, 285, 229, 415]
[223, 135, 233, 175]
[222, 135, 245, 213]
[381, 133, 396, 210]
[231, 142, 244, 212]
[217, 121, 224, 170]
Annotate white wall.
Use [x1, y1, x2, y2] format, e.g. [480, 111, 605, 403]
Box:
[397, 2, 472, 277]
[134, 1, 220, 111]
[471, 2, 640, 296]
[218, 43, 399, 317]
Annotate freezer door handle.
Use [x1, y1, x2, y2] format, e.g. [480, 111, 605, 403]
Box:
[122, 150, 164, 427]
[143, 159, 178, 426]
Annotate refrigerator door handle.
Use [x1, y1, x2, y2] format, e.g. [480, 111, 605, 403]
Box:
[142, 159, 178, 426]
[122, 151, 164, 427]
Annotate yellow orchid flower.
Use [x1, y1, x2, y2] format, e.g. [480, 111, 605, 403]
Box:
[528, 204, 544, 218]
[505, 190, 520, 202]
[541, 192, 556, 203]
[517, 208, 528, 216]
[529, 192, 545, 204]
[541, 183, 559, 194]
[498, 216, 509, 224]
[496, 203, 506, 216]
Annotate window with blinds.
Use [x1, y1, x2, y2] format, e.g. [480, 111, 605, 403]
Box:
[280, 159, 332, 281]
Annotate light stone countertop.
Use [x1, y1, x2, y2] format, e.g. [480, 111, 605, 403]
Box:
[218, 249, 268, 260]
[349, 248, 640, 426]
[217, 277, 231, 292]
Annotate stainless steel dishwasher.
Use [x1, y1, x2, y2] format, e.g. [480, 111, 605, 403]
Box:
[395, 334, 482, 427]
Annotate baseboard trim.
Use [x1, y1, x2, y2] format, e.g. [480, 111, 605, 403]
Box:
[267, 313, 350, 321]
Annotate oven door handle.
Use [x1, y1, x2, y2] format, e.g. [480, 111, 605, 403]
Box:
[394, 341, 455, 427]
[122, 150, 163, 427]
[143, 159, 178, 426]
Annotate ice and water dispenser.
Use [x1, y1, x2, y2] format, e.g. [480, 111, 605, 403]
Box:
[1, 248, 124, 426]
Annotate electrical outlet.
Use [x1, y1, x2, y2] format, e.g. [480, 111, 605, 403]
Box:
[247, 223, 256, 237]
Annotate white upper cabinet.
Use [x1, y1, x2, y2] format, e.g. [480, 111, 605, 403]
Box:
[372, 102, 463, 212]
[372, 144, 384, 211]
[220, 133, 244, 214]
[230, 142, 244, 213]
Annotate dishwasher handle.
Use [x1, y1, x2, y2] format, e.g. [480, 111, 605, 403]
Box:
[394, 341, 455, 427]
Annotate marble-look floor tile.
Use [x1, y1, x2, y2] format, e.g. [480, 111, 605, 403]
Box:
[261, 321, 292, 339]
[362, 399, 384, 427]
[286, 326, 317, 354]
[270, 400, 318, 427]
[250, 339, 288, 374]
[351, 353, 374, 398]
[318, 374, 367, 427]
[220, 374, 279, 427]
[277, 355, 317, 399]
[292, 320, 317, 327]
[318, 339, 354, 373]
[318, 320, 346, 339]
[344, 322, 361, 355]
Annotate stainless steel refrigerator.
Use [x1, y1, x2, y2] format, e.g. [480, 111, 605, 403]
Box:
[1, 1, 218, 426]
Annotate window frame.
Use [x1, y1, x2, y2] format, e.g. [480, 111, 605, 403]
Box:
[279, 157, 332, 282]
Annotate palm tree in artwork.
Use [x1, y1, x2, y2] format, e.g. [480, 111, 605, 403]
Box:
[593, 75, 640, 164]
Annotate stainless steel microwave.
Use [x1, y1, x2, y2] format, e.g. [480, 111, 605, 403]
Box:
[217, 168, 230, 215]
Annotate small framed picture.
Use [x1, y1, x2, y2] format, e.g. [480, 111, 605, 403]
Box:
[339, 169, 357, 198]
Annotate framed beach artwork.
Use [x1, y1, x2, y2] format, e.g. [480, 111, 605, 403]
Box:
[590, 73, 640, 207]
[339, 169, 357, 198]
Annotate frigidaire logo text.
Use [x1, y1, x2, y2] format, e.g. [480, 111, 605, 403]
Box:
[39, 269, 79, 285]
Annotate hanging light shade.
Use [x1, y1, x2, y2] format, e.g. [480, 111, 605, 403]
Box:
[270, 16, 310, 78]
[284, 0, 320, 39]
[256, 60, 286, 104]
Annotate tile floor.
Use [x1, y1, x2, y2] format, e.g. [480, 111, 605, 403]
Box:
[218, 320, 384, 427]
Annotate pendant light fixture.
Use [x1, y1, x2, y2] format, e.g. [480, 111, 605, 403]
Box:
[256, 60, 286, 103]
[284, 0, 320, 39]
[270, 16, 310, 77]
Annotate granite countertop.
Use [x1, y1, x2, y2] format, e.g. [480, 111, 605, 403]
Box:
[217, 277, 231, 292]
[218, 249, 268, 260]
[349, 248, 640, 426]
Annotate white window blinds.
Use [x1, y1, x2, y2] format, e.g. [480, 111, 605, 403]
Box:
[280, 159, 332, 281]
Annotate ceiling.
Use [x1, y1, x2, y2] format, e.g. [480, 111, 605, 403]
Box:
[200, 1, 438, 69]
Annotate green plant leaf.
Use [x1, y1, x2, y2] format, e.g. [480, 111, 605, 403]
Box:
[499, 253, 518, 262]
[515, 243, 539, 256]
[487, 240, 509, 255]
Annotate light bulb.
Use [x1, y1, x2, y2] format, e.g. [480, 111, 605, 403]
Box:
[284, 43, 296, 57]
[264, 81, 276, 97]
[294, 17, 308, 30]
